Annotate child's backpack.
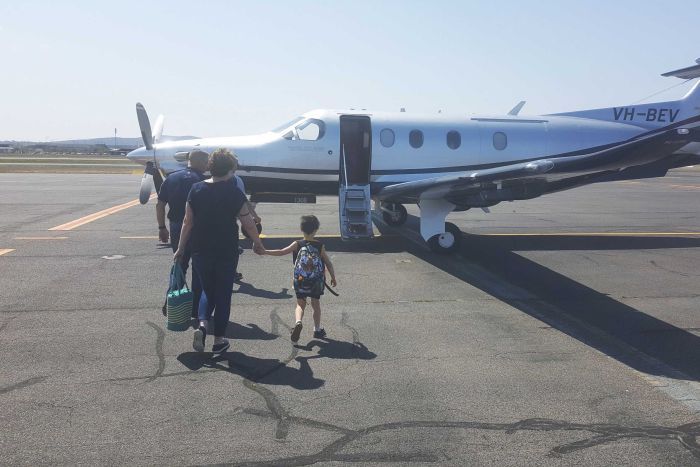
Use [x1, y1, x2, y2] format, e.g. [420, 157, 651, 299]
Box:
[293, 240, 325, 295]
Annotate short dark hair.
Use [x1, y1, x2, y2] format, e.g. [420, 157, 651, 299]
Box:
[209, 148, 238, 177]
[300, 215, 320, 235]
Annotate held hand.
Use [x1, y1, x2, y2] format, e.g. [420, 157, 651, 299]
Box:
[159, 228, 169, 244]
[330, 278, 337, 287]
[253, 242, 265, 255]
[173, 249, 183, 263]
[254, 215, 262, 224]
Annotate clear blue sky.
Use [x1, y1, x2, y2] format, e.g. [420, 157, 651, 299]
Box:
[1, 0, 698, 141]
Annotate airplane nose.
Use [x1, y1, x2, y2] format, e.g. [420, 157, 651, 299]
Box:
[126, 147, 149, 164]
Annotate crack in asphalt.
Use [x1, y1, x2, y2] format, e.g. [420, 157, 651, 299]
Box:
[145, 321, 166, 383]
[0, 376, 48, 395]
[210, 416, 700, 466]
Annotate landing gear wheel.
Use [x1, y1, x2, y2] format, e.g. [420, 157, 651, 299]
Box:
[427, 222, 461, 254]
[242, 222, 263, 239]
[382, 203, 407, 226]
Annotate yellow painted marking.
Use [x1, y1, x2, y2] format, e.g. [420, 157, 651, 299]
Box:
[669, 184, 700, 190]
[49, 194, 155, 231]
[120, 236, 160, 239]
[480, 232, 700, 237]
[0, 249, 15, 256]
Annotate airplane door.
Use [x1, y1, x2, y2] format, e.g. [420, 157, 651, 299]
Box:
[338, 115, 373, 239]
[339, 115, 371, 186]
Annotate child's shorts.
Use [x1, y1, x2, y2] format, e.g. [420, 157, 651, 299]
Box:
[295, 291, 323, 300]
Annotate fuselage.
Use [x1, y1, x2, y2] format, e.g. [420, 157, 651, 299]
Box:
[126, 108, 696, 195]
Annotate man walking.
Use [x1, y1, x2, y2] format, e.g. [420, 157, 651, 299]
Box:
[156, 149, 209, 316]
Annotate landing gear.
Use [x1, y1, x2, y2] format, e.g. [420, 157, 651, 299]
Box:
[426, 222, 461, 254]
[418, 198, 461, 255]
[381, 202, 407, 226]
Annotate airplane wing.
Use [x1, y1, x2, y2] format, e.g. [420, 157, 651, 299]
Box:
[376, 117, 700, 205]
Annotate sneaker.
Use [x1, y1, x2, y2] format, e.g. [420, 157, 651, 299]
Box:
[313, 328, 327, 339]
[212, 339, 230, 355]
[291, 321, 303, 343]
[193, 326, 206, 352]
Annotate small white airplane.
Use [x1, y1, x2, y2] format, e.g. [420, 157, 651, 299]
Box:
[128, 60, 700, 253]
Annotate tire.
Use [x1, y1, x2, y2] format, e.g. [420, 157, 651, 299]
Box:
[381, 203, 408, 226]
[427, 222, 462, 254]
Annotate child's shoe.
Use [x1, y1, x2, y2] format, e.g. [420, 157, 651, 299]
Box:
[313, 328, 327, 339]
[291, 321, 303, 343]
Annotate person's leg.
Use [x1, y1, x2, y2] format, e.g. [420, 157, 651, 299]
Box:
[192, 255, 215, 324]
[310, 298, 322, 330]
[191, 254, 214, 352]
[291, 298, 306, 343]
[212, 256, 238, 339]
[295, 298, 307, 323]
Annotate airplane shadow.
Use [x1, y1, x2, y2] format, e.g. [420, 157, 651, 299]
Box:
[234, 281, 293, 300]
[177, 351, 324, 390]
[378, 215, 700, 382]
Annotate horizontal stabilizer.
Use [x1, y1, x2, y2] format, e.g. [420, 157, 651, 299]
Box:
[662, 59, 700, 80]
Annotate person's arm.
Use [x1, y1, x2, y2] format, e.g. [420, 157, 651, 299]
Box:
[246, 200, 261, 224]
[238, 204, 265, 254]
[156, 200, 169, 243]
[320, 246, 337, 286]
[264, 241, 298, 257]
[174, 203, 193, 261]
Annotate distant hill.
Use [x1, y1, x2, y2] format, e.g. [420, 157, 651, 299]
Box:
[0, 135, 199, 148]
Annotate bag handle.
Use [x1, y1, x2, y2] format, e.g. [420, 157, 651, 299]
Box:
[169, 262, 189, 292]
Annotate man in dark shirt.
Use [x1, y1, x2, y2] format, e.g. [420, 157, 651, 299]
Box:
[156, 150, 209, 316]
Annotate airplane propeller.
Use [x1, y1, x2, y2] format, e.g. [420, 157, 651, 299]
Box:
[136, 103, 165, 204]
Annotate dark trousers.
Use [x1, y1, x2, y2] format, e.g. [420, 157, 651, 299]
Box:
[169, 221, 202, 318]
[192, 254, 239, 337]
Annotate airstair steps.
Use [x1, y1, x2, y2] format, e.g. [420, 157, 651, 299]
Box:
[339, 184, 373, 240]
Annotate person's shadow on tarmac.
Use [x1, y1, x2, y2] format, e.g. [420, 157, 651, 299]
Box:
[177, 351, 324, 390]
[295, 337, 377, 361]
[234, 281, 292, 300]
[224, 322, 278, 341]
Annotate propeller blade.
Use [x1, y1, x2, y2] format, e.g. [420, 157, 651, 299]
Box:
[136, 102, 153, 150]
[139, 172, 154, 204]
[152, 114, 164, 144]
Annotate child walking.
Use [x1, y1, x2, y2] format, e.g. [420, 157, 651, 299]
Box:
[263, 215, 337, 342]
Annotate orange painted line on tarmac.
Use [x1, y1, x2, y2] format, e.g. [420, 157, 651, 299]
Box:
[481, 232, 700, 237]
[0, 249, 15, 256]
[120, 236, 159, 239]
[669, 184, 700, 190]
[49, 194, 155, 231]
[14, 236, 68, 240]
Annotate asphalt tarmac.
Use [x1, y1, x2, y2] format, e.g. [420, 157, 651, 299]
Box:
[1, 170, 699, 465]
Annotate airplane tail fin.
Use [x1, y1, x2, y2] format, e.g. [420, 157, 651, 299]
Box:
[549, 80, 700, 129]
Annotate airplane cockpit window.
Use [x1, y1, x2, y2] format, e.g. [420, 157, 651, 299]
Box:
[380, 128, 395, 147]
[282, 118, 326, 141]
[409, 129, 424, 148]
[446, 130, 461, 150]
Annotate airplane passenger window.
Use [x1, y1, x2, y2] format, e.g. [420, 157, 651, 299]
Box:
[286, 118, 326, 141]
[380, 128, 395, 147]
[446, 130, 461, 150]
[409, 130, 423, 148]
[493, 132, 507, 150]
